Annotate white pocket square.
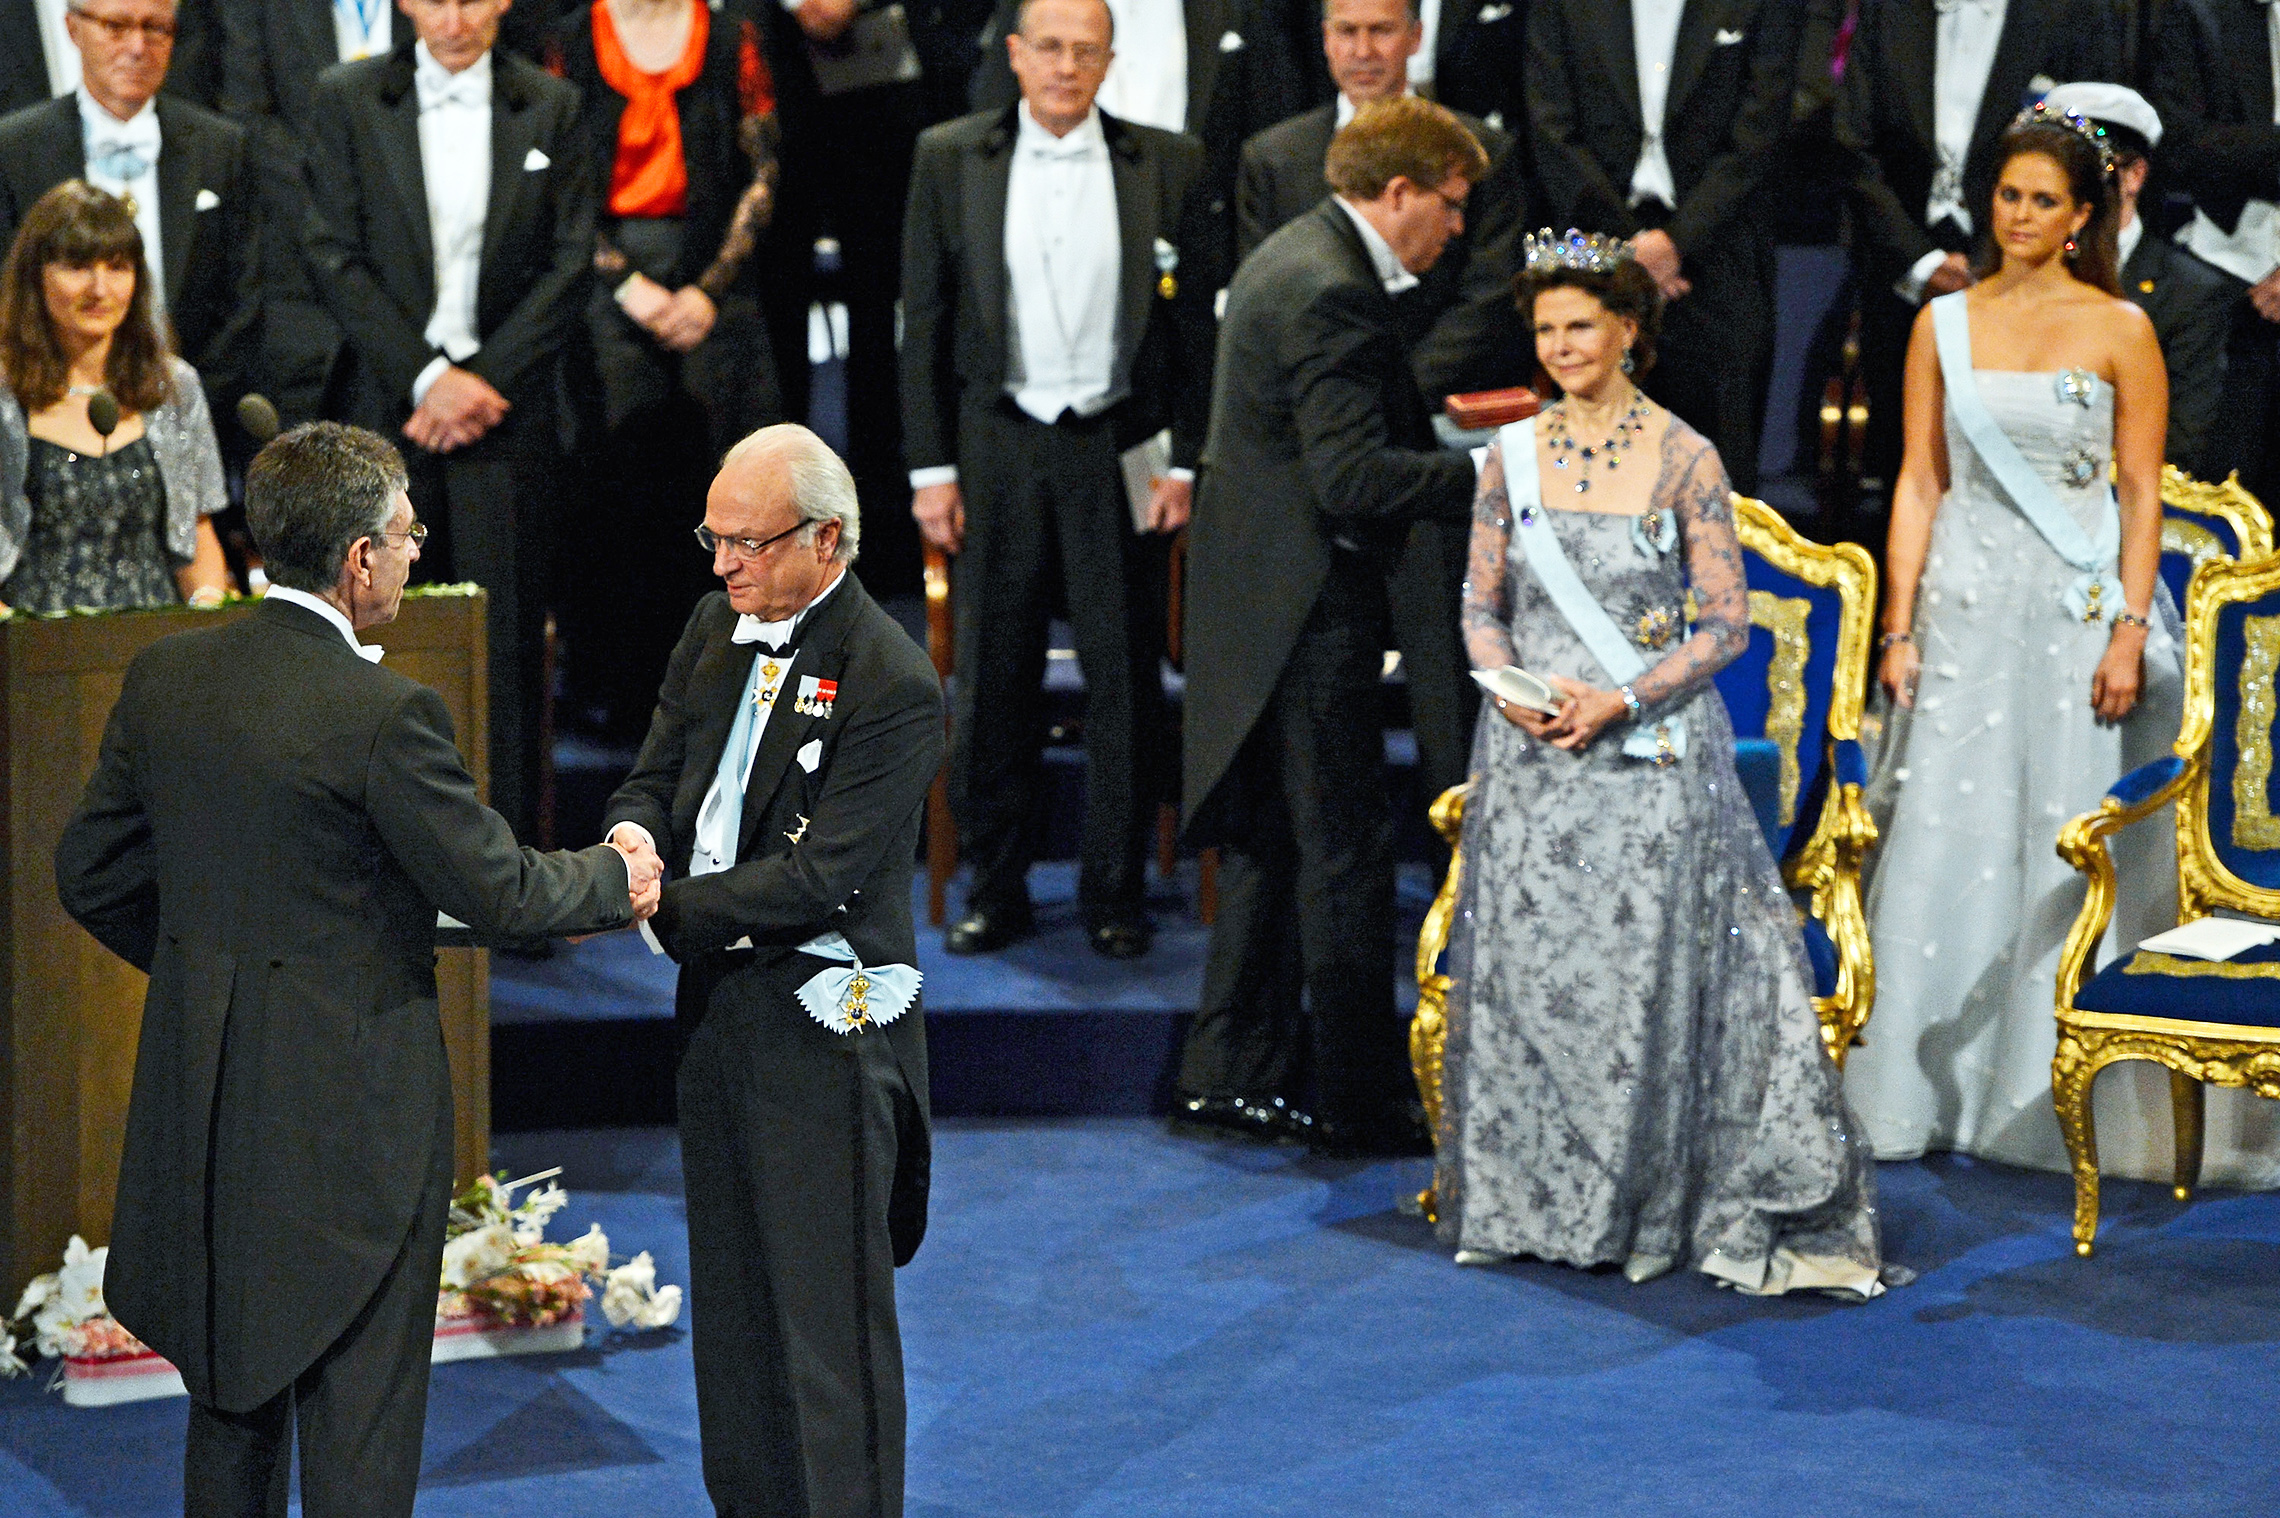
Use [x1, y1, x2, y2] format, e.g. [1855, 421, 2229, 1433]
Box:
[1477, 3, 1513, 20]
[523, 147, 550, 171]
[797, 738, 822, 773]
[1218, 29, 1243, 51]
[1715, 27, 1745, 44]
[194, 188, 220, 211]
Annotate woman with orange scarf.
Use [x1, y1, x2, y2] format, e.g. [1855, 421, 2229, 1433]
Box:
[548, 0, 783, 737]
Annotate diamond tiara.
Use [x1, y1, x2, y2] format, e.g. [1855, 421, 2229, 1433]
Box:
[2012, 101, 2117, 177]
[1521, 228, 1633, 276]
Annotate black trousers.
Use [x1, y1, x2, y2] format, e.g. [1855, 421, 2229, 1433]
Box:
[1177, 555, 1410, 1123]
[182, 1155, 451, 1517]
[403, 403, 556, 839]
[949, 402, 1159, 918]
[1385, 517, 1479, 855]
[677, 954, 921, 1518]
[2209, 297, 2280, 509]
[761, 83, 926, 595]
[1855, 218, 1976, 500]
[1636, 209, 1775, 493]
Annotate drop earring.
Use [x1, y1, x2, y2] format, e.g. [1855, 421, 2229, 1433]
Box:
[1621, 348, 1637, 376]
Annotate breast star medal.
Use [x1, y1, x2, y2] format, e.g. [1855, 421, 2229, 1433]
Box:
[1634, 605, 1678, 650]
[785, 814, 810, 845]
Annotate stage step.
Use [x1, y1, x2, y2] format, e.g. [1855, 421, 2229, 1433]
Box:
[490, 863, 1431, 1130]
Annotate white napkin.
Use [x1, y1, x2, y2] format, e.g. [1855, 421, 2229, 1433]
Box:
[2138, 918, 2280, 962]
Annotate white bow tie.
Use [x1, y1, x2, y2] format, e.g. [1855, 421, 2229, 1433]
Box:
[88, 115, 160, 180]
[357, 643, 384, 663]
[416, 65, 489, 113]
[1933, 0, 1997, 12]
[733, 612, 800, 651]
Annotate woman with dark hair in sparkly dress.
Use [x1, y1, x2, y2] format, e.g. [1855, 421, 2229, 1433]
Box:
[0, 180, 228, 615]
[1434, 230, 1885, 1296]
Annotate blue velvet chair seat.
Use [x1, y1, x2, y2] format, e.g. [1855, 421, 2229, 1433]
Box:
[2072, 939, 2280, 1028]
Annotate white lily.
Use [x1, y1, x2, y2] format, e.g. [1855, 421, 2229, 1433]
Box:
[440, 1221, 516, 1289]
[565, 1224, 610, 1276]
[599, 1252, 682, 1329]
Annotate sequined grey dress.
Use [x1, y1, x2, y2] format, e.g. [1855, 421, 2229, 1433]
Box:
[1436, 415, 1884, 1296]
[1841, 367, 2280, 1187]
[3, 437, 182, 613]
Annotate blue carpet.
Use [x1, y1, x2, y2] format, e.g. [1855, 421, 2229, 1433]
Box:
[4, 1122, 2276, 1515]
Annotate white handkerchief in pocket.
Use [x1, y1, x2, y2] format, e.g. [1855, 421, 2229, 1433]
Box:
[524, 147, 550, 172]
[1714, 27, 1745, 44]
[797, 738, 823, 773]
[195, 188, 221, 211]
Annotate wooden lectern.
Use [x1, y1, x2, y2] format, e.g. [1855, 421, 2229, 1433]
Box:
[0, 588, 492, 1298]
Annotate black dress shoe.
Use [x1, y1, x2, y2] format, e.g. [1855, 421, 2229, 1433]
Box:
[943, 903, 1034, 955]
[1309, 1106, 1435, 1159]
[1087, 912, 1152, 959]
[1168, 1094, 1315, 1145]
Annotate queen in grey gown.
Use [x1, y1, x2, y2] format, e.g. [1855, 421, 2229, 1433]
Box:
[1848, 110, 2280, 1187]
[1437, 397, 1885, 1296]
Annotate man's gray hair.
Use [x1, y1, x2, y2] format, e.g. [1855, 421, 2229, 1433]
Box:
[245, 422, 407, 592]
[723, 423, 861, 565]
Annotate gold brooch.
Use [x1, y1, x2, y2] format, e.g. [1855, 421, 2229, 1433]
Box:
[1634, 606, 1678, 649]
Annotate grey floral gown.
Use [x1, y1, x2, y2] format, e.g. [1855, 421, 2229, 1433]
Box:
[1435, 413, 1885, 1296]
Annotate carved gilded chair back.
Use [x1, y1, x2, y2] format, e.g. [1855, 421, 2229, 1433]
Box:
[2159, 465, 2274, 615]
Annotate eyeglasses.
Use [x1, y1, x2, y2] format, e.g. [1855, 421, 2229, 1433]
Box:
[68, 8, 179, 42]
[379, 523, 429, 547]
[1017, 37, 1110, 69]
[696, 521, 808, 561]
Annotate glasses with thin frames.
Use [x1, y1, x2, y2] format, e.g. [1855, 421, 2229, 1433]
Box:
[1016, 37, 1109, 69]
[696, 521, 808, 561]
[379, 523, 429, 548]
[68, 8, 178, 41]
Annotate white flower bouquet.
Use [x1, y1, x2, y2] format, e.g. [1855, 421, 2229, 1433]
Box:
[2, 1236, 187, 1406]
[432, 1168, 681, 1361]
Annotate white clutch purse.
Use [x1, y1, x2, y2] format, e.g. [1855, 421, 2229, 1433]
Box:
[1470, 665, 1562, 715]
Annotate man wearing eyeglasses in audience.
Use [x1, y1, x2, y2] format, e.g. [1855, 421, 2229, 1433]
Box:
[900, 0, 1214, 960]
[0, 0, 264, 443]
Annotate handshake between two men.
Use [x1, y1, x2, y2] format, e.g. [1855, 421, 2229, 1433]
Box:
[605, 831, 666, 923]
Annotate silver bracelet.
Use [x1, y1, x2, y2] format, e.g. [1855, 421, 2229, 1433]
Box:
[2111, 610, 2151, 631]
[1618, 684, 1642, 722]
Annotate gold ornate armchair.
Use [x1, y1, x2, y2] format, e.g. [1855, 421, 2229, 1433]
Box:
[1410, 497, 1881, 1175]
[2053, 549, 2280, 1256]
[2159, 465, 2274, 615]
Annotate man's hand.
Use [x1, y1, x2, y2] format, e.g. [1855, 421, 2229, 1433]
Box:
[652, 286, 718, 353]
[1631, 230, 1691, 302]
[1923, 252, 1973, 298]
[607, 825, 665, 921]
[404, 367, 509, 454]
[913, 481, 965, 554]
[792, 0, 856, 41]
[1143, 475, 1192, 534]
[2252, 268, 2280, 324]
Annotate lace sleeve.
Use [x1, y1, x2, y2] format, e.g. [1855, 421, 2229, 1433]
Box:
[1626, 427, 1751, 710]
[1463, 438, 1520, 670]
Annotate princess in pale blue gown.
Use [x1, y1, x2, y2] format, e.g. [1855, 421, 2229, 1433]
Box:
[1850, 106, 2280, 1186]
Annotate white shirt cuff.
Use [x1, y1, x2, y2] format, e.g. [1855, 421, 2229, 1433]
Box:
[909, 465, 959, 490]
[1895, 247, 1951, 305]
[410, 354, 452, 408]
[608, 821, 657, 857]
[1166, 467, 1194, 484]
